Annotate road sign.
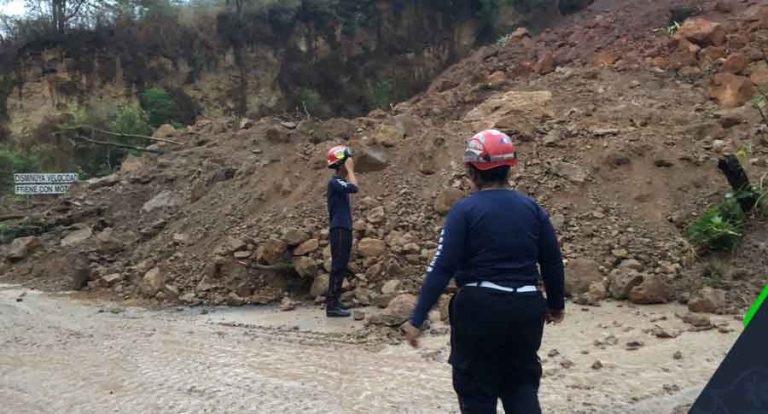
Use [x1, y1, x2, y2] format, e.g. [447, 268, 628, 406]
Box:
[13, 173, 78, 195]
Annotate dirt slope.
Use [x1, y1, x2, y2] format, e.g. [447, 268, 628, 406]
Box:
[1, 0, 767, 316]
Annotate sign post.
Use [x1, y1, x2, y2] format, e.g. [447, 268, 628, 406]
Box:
[13, 173, 79, 195]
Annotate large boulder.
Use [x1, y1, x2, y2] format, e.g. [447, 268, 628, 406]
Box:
[675, 18, 726, 47]
[256, 239, 287, 265]
[357, 238, 387, 257]
[688, 287, 727, 313]
[721, 53, 749, 75]
[370, 125, 404, 148]
[628, 274, 671, 304]
[293, 239, 319, 256]
[370, 294, 417, 326]
[141, 191, 183, 213]
[293, 257, 318, 278]
[565, 259, 602, 296]
[61, 225, 93, 247]
[282, 229, 310, 247]
[551, 161, 589, 183]
[709, 74, 757, 108]
[310, 274, 330, 298]
[463, 90, 553, 139]
[434, 188, 465, 215]
[367, 206, 386, 224]
[7, 236, 42, 261]
[750, 62, 768, 86]
[140, 267, 165, 296]
[607, 268, 645, 300]
[381, 279, 402, 295]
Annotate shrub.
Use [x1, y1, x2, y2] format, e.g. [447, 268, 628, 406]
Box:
[140, 87, 179, 127]
[686, 197, 746, 253]
[298, 87, 322, 115]
[371, 79, 393, 110]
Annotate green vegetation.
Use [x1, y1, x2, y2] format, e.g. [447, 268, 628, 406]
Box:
[0, 148, 40, 194]
[298, 87, 323, 116]
[370, 79, 393, 110]
[496, 34, 512, 48]
[752, 88, 768, 128]
[140, 87, 180, 128]
[667, 21, 681, 35]
[686, 194, 749, 253]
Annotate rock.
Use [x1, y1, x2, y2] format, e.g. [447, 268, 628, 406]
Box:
[215, 237, 248, 256]
[438, 294, 451, 321]
[709, 73, 756, 108]
[180, 292, 197, 303]
[750, 62, 768, 86]
[353, 310, 366, 321]
[592, 360, 603, 370]
[673, 351, 683, 360]
[61, 225, 93, 247]
[565, 259, 602, 296]
[628, 274, 671, 304]
[510, 27, 530, 40]
[86, 173, 119, 189]
[435, 79, 458, 93]
[591, 50, 618, 67]
[164, 284, 179, 299]
[714, 1, 733, 13]
[607, 269, 645, 300]
[625, 340, 644, 351]
[310, 274, 330, 298]
[293, 256, 317, 278]
[681, 312, 712, 328]
[535, 52, 556, 75]
[239, 118, 253, 130]
[357, 238, 387, 257]
[381, 280, 401, 295]
[141, 191, 183, 212]
[486, 71, 508, 87]
[153, 124, 177, 139]
[688, 287, 727, 313]
[371, 125, 404, 148]
[293, 239, 319, 256]
[463, 90, 553, 139]
[256, 239, 287, 265]
[675, 18, 726, 47]
[651, 325, 680, 339]
[576, 281, 607, 306]
[353, 144, 389, 173]
[434, 188, 465, 215]
[266, 127, 289, 143]
[551, 161, 588, 183]
[70, 259, 91, 290]
[370, 294, 417, 326]
[367, 206, 386, 224]
[721, 53, 749, 74]
[282, 229, 310, 247]
[699, 46, 727, 67]
[140, 267, 164, 296]
[618, 259, 643, 271]
[716, 108, 747, 128]
[120, 156, 145, 175]
[279, 297, 298, 311]
[354, 287, 374, 306]
[101, 273, 123, 287]
[7, 236, 41, 261]
[95, 228, 128, 253]
[233, 251, 251, 259]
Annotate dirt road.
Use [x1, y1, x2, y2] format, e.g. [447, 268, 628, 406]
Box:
[0, 284, 740, 413]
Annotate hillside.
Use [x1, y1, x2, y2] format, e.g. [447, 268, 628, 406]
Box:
[1, 0, 767, 323]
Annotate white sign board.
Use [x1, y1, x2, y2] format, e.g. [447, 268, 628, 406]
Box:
[14, 173, 78, 195]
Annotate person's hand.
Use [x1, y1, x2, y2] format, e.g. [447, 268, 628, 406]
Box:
[545, 308, 565, 325]
[345, 156, 355, 172]
[402, 322, 422, 348]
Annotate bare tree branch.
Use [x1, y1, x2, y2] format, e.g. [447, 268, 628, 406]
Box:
[59, 124, 182, 144]
[62, 133, 164, 153]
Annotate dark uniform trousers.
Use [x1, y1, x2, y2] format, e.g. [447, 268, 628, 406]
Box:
[449, 286, 547, 414]
[326, 228, 352, 308]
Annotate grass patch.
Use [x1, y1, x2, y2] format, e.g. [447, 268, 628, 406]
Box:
[686, 195, 746, 253]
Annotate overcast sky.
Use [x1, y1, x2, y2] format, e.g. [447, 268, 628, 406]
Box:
[1, 0, 26, 17]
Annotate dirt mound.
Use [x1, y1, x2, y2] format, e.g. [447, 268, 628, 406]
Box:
[1, 0, 767, 314]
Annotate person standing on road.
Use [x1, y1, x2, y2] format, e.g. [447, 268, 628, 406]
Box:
[403, 129, 565, 414]
[325, 145, 359, 318]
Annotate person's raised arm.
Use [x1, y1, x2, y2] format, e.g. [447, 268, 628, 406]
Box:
[345, 157, 359, 191]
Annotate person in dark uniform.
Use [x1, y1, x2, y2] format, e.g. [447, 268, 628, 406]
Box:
[403, 129, 566, 413]
[325, 145, 359, 318]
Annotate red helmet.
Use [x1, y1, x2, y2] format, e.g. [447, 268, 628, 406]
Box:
[463, 129, 517, 171]
[327, 145, 351, 169]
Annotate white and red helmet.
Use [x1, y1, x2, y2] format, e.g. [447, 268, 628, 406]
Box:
[463, 129, 518, 170]
[327, 145, 352, 169]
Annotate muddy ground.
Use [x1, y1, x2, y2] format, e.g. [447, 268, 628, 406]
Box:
[0, 284, 740, 414]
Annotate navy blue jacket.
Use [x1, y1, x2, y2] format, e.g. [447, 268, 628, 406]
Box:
[411, 189, 565, 327]
[327, 177, 359, 230]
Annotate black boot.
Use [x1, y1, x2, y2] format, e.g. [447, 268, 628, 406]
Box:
[326, 305, 351, 318]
